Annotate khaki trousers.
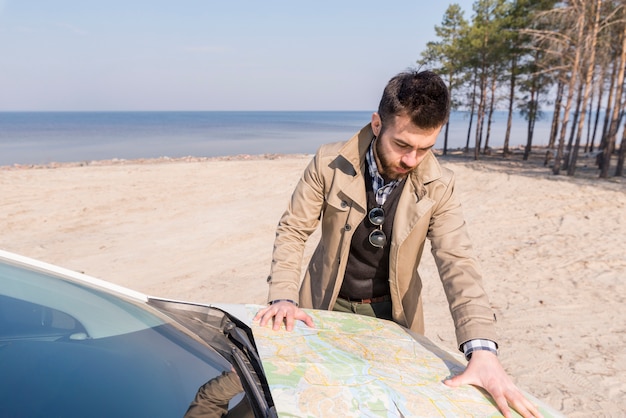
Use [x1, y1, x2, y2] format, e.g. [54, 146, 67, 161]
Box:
[332, 297, 393, 321]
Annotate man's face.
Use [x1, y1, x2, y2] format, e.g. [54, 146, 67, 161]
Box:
[371, 113, 441, 181]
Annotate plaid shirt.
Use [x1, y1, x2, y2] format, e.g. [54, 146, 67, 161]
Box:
[366, 138, 497, 360]
[366, 139, 402, 206]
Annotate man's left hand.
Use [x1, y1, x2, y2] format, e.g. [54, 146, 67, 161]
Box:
[444, 350, 543, 418]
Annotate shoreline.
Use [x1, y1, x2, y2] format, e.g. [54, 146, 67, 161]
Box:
[3, 146, 622, 186]
[0, 153, 313, 170]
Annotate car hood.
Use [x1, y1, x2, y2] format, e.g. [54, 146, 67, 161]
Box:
[210, 303, 564, 418]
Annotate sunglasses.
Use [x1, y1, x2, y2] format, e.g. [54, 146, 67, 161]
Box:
[368, 207, 386, 248]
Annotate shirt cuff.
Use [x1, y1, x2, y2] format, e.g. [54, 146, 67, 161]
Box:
[462, 339, 498, 360]
[268, 299, 298, 307]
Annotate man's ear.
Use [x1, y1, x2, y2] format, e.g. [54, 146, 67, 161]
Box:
[371, 113, 382, 137]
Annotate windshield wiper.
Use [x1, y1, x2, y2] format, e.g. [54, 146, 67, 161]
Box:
[147, 299, 277, 418]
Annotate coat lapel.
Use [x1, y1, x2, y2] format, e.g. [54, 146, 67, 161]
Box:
[391, 151, 442, 246]
[334, 124, 375, 212]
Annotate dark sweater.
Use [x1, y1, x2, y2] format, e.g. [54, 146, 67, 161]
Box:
[339, 171, 405, 300]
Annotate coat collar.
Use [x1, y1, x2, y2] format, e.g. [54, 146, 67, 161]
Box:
[337, 123, 444, 199]
[337, 123, 374, 169]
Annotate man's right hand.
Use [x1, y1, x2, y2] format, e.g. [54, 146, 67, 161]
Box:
[253, 301, 315, 331]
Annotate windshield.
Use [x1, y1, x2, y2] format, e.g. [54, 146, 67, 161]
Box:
[0, 258, 258, 417]
[1, 262, 166, 338]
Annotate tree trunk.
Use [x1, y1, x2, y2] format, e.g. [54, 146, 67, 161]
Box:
[484, 72, 498, 154]
[590, 65, 605, 153]
[563, 81, 584, 171]
[553, 10, 585, 175]
[524, 86, 538, 161]
[465, 73, 478, 152]
[443, 122, 450, 155]
[525, 112, 537, 161]
[601, 13, 626, 178]
[597, 59, 618, 169]
[568, 0, 601, 176]
[585, 81, 594, 153]
[549, 81, 564, 149]
[474, 66, 488, 161]
[615, 122, 626, 176]
[545, 81, 564, 167]
[443, 73, 454, 156]
[504, 55, 517, 157]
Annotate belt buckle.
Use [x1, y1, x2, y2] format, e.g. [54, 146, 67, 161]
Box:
[340, 295, 389, 304]
[359, 295, 388, 304]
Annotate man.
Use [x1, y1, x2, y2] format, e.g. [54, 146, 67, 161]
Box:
[255, 70, 541, 418]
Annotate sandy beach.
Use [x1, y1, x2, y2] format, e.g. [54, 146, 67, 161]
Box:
[1, 152, 624, 417]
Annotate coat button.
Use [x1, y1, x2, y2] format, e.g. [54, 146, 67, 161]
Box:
[344, 224, 351, 231]
[341, 201, 348, 208]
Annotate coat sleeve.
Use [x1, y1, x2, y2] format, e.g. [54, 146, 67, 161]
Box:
[426, 170, 499, 348]
[266, 148, 327, 304]
[183, 371, 246, 418]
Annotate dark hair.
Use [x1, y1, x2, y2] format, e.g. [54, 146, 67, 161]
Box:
[377, 70, 450, 130]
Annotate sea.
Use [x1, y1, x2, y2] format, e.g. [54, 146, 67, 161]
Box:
[0, 111, 556, 166]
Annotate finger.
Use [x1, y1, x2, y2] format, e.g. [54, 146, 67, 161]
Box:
[256, 308, 274, 327]
[284, 311, 296, 331]
[511, 401, 531, 418]
[253, 306, 269, 322]
[272, 309, 286, 331]
[261, 311, 276, 327]
[493, 393, 512, 418]
[443, 376, 460, 387]
[510, 393, 543, 418]
[297, 311, 315, 328]
[524, 400, 543, 418]
[443, 372, 472, 388]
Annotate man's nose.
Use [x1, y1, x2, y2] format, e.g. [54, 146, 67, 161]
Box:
[401, 150, 419, 168]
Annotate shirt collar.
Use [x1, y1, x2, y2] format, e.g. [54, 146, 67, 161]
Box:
[366, 137, 400, 188]
[366, 137, 402, 206]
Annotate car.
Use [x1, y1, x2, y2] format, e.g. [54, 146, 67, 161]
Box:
[0, 249, 563, 417]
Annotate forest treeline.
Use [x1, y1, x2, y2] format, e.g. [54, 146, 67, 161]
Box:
[418, 0, 626, 178]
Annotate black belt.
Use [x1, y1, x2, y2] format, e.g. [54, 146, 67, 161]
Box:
[339, 294, 391, 304]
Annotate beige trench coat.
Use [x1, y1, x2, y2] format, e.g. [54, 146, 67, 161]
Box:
[267, 124, 498, 347]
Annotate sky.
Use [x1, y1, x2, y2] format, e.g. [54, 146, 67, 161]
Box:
[0, 1, 476, 111]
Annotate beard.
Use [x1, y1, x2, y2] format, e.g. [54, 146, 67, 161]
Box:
[375, 137, 414, 181]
